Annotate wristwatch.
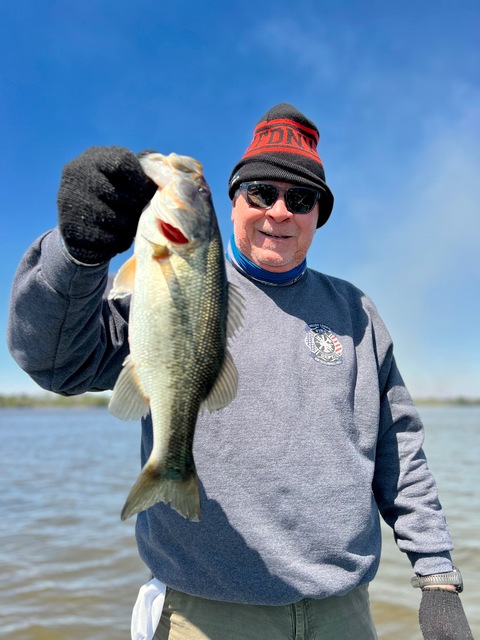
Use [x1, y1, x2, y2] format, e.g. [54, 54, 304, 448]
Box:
[411, 566, 463, 592]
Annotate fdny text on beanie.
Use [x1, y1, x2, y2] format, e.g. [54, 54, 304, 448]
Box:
[228, 103, 334, 228]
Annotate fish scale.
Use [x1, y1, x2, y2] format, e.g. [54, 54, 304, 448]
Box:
[108, 152, 243, 520]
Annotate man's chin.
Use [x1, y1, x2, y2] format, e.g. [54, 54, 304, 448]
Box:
[253, 252, 296, 273]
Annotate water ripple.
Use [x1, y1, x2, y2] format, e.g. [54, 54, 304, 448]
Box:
[1, 407, 478, 639]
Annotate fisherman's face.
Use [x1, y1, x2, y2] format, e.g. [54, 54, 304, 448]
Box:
[231, 181, 319, 272]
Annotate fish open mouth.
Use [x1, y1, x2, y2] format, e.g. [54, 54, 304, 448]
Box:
[157, 219, 189, 244]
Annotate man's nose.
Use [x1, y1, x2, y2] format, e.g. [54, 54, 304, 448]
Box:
[266, 196, 292, 222]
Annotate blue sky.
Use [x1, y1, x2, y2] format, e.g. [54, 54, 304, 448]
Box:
[2, 0, 479, 398]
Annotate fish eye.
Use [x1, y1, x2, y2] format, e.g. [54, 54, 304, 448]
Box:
[198, 184, 211, 198]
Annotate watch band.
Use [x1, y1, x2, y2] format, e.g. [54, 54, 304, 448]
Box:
[411, 566, 463, 592]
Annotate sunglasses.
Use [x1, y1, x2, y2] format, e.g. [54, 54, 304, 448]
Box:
[238, 181, 321, 214]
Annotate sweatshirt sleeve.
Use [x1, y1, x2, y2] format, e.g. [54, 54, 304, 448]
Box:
[368, 300, 454, 576]
[7, 227, 130, 395]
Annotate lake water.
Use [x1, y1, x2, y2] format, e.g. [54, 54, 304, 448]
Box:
[1, 406, 478, 639]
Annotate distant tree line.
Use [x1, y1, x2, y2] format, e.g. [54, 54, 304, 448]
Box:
[0, 393, 479, 409]
[0, 393, 110, 408]
[414, 397, 480, 406]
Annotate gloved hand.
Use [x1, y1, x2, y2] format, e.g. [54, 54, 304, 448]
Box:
[58, 146, 157, 264]
[419, 589, 473, 639]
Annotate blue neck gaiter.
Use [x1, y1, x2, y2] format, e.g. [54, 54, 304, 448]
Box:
[226, 235, 307, 287]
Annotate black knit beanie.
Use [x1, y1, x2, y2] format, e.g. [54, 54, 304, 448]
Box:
[228, 103, 334, 228]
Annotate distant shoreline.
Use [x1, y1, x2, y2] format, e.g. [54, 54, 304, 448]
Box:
[0, 393, 110, 408]
[1, 393, 479, 409]
[414, 397, 480, 406]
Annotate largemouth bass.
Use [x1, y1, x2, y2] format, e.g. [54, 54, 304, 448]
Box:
[108, 153, 243, 521]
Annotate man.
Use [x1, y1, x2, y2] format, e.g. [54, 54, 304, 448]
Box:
[7, 104, 473, 639]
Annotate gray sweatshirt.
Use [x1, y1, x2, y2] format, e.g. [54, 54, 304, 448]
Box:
[7, 228, 454, 605]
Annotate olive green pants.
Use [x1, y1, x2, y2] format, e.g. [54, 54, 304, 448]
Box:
[154, 584, 377, 639]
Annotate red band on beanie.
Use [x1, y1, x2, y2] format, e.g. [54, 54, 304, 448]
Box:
[243, 118, 323, 164]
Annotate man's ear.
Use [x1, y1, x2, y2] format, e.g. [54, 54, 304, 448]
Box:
[231, 195, 238, 222]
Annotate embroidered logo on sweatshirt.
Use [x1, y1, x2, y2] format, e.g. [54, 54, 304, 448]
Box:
[304, 324, 344, 365]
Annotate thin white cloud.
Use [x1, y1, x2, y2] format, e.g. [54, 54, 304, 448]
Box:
[247, 16, 480, 397]
[246, 18, 343, 82]
[337, 95, 480, 397]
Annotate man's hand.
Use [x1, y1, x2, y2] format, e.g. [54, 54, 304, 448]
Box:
[58, 146, 157, 264]
[419, 589, 473, 639]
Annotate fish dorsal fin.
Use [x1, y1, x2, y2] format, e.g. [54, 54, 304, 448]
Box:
[202, 350, 238, 413]
[108, 256, 137, 300]
[109, 355, 150, 420]
[226, 282, 245, 341]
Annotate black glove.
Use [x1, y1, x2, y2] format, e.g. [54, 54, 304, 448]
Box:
[419, 589, 473, 639]
[57, 146, 158, 264]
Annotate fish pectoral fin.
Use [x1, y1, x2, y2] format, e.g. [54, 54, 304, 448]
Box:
[202, 349, 238, 413]
[109, 355, 150, 420]
[226, 282, 245, 340]
[108, 255, 137, 300]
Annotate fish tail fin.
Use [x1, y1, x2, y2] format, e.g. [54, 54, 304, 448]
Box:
[121, 462, 200, 522]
